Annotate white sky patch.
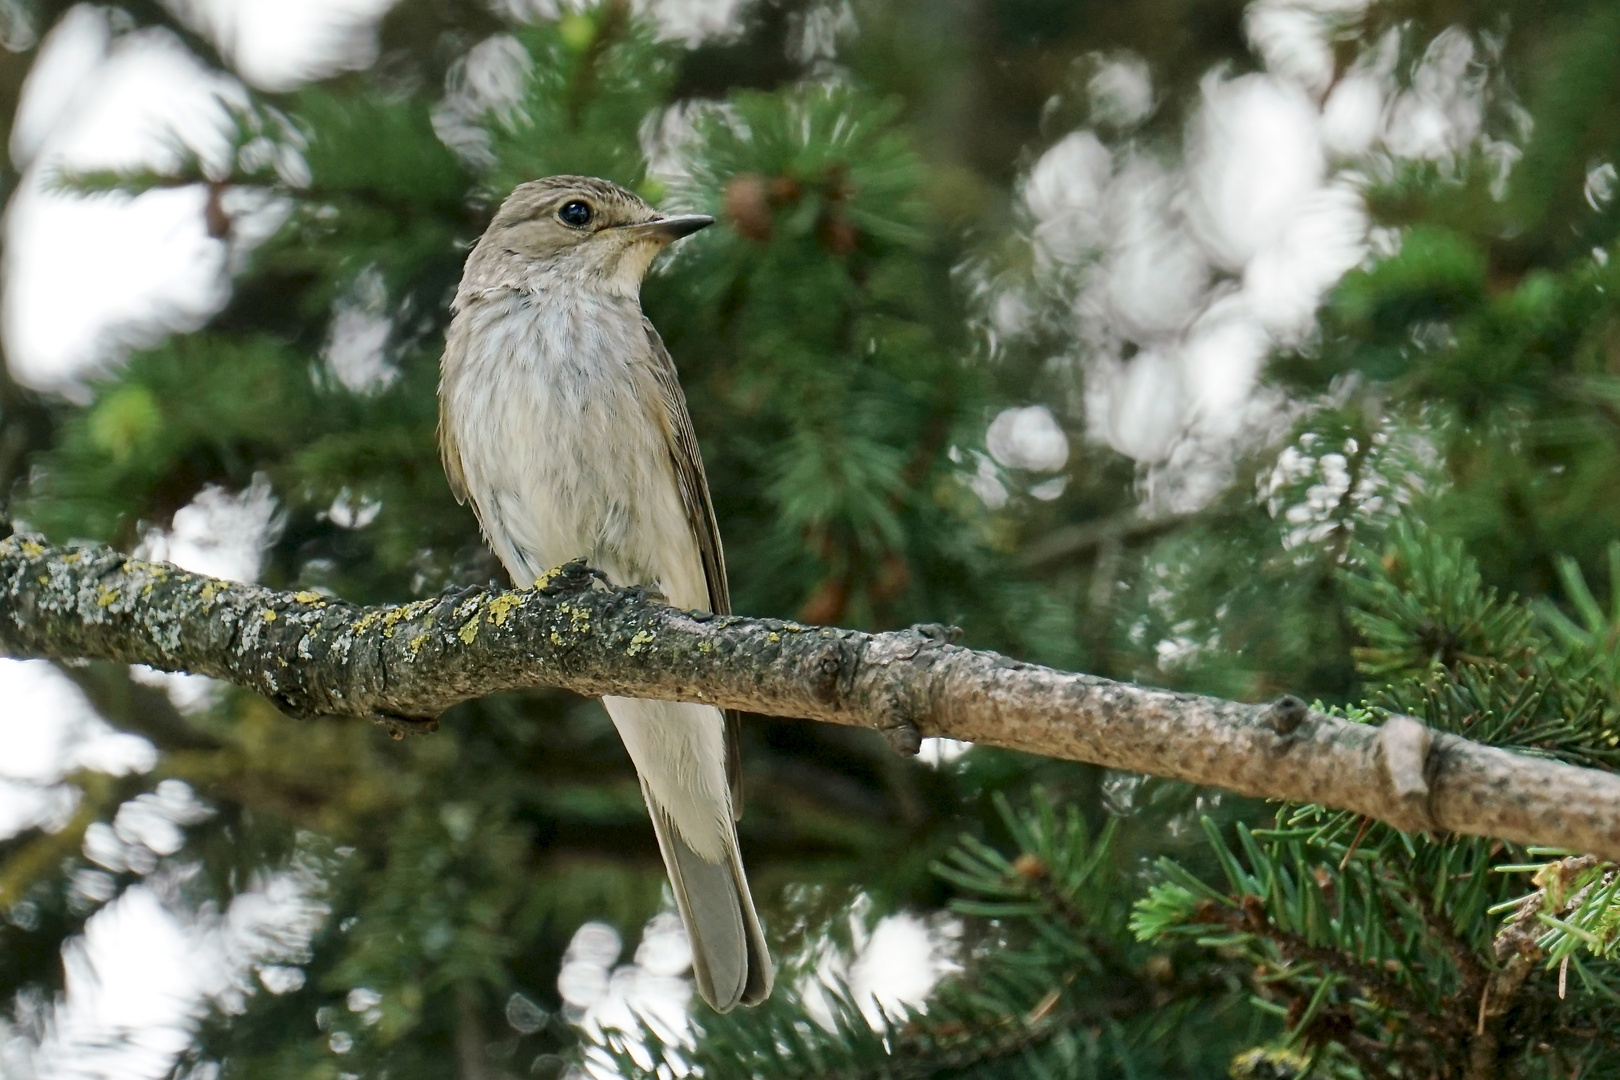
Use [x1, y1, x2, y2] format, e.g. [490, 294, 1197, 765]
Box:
[985, 288, 1035, 349]
[972, 403, 1075, 505]
[786, 1, 854, 65]
[323, 265, 398, 393]
[965, 451, 1009, 510]
[566, 913, 696, 1078]
[0, 774, 78, 843]
[0, 661, 157, 839]
[1261, 424, 1439, 550]
[1177, 292, 1273, 434]
[217, 859, 334, 1014]
[1244, 0, 1371, 98]
[24, 850, 332, 1080]
[847, 913, 962, 1023]
[1382, 27, 1484, 166]
[1001, 13, 1526, 511]
[1245, 1, 1335, 97]
[559, 920, 624, 1012]
[1023, 130, 1112, 269]
[1184, 73, 1326, 272]
[642, 0, 755, 47]
[3, 9, 245, 393]
[135, 474, 284, 584]
[28, 886, 206, 1080]
[1243, 178, 1368, 343]
[574, 900, 965, 1073]
[1322, 70, 1385, 160]
[1086, 348, 1188, 465]
[112, 782, 207, 858]
[325, 488, 383, 530]
[497, 0, 761, 49]
[433, 33, 532, 168]
[83, 780, 214, 878]
[987, 406, 1069, 472]
[643, 99, 734, 200]
[132, 475, 284, 709]
[1087, 53, 1153, 128]
[1029, 476, 1067, 500]
[798, 903, 963, 1031]
[1094, 156, 1209, 341]
[8, 5, 109, 173]
[916, 737, 971, 767]
[160, 0, 399, 92]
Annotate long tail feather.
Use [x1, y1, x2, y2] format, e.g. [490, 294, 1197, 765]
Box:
[643, 781, 772, 1011]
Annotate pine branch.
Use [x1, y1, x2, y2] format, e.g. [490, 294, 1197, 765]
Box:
[1020, 507, 1198, 569]
[6, 534, 1620, 859]
[1200, 896, 1459, 1061]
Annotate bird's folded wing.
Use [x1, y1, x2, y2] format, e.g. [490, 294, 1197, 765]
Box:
[437, 325, 471, 506]
[643, 319, 744, 818]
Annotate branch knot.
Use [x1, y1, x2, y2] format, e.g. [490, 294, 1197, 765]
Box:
[1266, 695, 1309, 736]
[1376, 715, 1439, 835]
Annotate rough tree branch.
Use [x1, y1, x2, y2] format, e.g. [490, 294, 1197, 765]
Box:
[4, 532, 1620, 859]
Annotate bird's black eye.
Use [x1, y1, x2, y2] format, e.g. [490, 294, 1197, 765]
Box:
[557, 200, 593, 228]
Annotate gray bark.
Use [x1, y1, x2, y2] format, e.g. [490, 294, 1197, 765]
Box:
[4, 532, 1620, 858]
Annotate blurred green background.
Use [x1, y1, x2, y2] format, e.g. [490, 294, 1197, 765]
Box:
[5, 0, 1620, 1076]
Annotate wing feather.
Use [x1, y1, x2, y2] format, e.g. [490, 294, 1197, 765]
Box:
[438, 326, 471, 506]
[644, 320, 744, 817]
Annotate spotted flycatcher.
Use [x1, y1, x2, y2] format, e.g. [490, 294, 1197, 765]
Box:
[438, 176, 772, 1011]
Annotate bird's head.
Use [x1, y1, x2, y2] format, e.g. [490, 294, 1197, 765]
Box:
[481, 176, 713, 297]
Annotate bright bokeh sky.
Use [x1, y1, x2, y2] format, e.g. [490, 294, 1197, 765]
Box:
[0, 0, 1497, 1074]
[0, 4, 431, 1074]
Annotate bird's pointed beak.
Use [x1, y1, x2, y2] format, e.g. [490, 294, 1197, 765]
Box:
[623, 214, 715, 244]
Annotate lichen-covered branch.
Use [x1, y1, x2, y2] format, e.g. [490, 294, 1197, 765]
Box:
[5, 533, 1620, 859]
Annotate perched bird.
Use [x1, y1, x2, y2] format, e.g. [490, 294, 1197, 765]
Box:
[437, 176, 773, 1011]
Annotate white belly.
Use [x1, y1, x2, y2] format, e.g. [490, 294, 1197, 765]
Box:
[444, 290, 707, 610]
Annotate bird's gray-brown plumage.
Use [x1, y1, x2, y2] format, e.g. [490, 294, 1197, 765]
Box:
[438, 176, 772, 1011]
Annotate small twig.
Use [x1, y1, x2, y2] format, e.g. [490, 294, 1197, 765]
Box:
[1338, 816, 1373, 871]
[1021, 508, 1189, 569]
